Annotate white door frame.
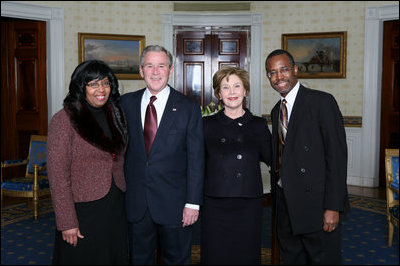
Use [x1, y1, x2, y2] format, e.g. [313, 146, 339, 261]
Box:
[162, 14, 262, 116]
[1, 1, 65, 122]
[361, 5, 398, 186]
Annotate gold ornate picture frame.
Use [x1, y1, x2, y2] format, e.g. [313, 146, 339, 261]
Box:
[282, 31, 347, 78]
[78, 33, 145, 80]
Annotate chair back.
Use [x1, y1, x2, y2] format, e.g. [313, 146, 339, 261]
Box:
[385, 148, 399, 246]
[25, 135, 47, 178]
[385, 149, 399, 200]
[390, 156, 399, 200]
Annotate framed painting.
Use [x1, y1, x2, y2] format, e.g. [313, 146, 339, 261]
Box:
[78, 33, 145, 80]
[282, 31, 347, 78]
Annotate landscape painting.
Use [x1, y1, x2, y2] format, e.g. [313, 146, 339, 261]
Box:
[282, 32, 347, 78]
[79, 33, 145, 80]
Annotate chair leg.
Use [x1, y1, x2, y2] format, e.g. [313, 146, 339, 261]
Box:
[33, 165, 39, 220]
[1, 189, 3, 219]
[388, 221, 393, 247]
[33, 196, 38, 220]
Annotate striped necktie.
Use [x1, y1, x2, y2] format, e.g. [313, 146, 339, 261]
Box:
[279, 99, 288, 144]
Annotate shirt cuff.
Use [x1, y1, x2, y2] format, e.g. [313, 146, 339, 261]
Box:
[185, 203, 200, 210]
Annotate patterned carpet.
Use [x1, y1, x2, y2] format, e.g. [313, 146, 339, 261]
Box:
[1, 197, 53, 227]
[1, 194, 398, 265]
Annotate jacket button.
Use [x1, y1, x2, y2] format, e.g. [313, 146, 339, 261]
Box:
[237, 154, 242, 160]
[304, 146, 310, 152]
[300, 168, 306, 173]
[220, 138, 226, 143]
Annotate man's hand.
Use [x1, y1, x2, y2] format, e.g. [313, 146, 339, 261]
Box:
[182, 207, 199, 227]
[323, 209, 339, 232]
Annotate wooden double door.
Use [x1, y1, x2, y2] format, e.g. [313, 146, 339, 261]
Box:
[1, 17, 47, 163]
[379, 20, 399, 186]
[174, 30, 249, 109]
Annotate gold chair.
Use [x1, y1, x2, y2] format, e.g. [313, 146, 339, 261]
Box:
[385, 148, 399, 246]
[1, 135, 50, 220]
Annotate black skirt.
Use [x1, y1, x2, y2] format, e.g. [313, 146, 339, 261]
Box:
[52, 179, 128, 265]
[200, 196, 263, 265]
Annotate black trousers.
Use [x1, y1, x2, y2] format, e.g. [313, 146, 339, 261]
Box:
[276, 186, 342, 265]
[128, 208, 192, 265]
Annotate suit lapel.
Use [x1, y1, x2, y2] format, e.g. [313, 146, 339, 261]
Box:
[284, 85, 307, 148]
[133, 89, 147, 155]
[271, 102, 280, 160]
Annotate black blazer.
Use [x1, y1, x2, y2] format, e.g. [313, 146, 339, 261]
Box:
[271, 84, 350, 235]
[120, 87, 205, 224]
[203, 109, 271, 198]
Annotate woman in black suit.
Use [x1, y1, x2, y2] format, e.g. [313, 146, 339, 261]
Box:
[201, 67, 272, 265]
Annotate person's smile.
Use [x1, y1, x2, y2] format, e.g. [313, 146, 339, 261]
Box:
[274, 79, 290, 89]
[227, 97, 239, 101]
[96, 94, 106, 100]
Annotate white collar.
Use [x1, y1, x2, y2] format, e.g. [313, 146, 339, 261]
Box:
[143, 85, 170, 103]
[281, 81, 300, 107]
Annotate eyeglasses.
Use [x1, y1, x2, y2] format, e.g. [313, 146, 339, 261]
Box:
[87, 81, 111, 89]
[267, 66, 293, 79]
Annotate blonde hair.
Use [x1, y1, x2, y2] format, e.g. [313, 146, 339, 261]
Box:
[212, 66, 250, 99]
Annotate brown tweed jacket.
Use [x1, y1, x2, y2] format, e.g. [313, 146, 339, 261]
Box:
[47, 101, 127, 231]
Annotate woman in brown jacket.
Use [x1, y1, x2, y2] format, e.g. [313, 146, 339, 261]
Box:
[47, 60, 128, 264]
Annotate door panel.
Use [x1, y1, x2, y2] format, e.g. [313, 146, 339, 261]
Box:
[379, 20, 399, 186]
[176, 31, 212, 108]
[175, 30, 248, 108]
[184, 62, 204, 104]
[1, 18, 47, 163]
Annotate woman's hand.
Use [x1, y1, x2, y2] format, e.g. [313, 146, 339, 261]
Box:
[62, 228, 84, 246]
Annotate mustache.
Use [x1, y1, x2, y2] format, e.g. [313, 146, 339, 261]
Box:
[274, 79, 290, 86]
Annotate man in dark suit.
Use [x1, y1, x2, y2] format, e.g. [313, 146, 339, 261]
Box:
[121, 45, 204, 265]
[265, 49, 350, 265]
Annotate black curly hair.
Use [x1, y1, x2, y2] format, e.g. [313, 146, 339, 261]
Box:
[64, 60, 120, 105]
[265, 49, 296, 70]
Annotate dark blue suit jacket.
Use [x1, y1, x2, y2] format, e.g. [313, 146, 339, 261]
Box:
[271, 84, 350, 235]
[121, 87, 204, 225]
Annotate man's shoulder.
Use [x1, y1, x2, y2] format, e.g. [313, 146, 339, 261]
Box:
[301, 84, 331, 97]
[299, 85, 336, 103]
[170, 87, 199, 106]
[121, 89, 145, 98]
[120, 89, 145, 104]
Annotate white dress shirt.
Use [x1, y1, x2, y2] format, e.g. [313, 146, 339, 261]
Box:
[141, 86, 170, 128]
[280, 81, 300, 123]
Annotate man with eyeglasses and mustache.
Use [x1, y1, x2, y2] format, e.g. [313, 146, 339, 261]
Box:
[265, 49, 349, 265]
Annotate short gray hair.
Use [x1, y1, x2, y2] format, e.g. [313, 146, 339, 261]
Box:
[140, 45, 173, 67]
